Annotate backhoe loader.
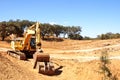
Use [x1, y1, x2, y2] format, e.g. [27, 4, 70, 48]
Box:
[7, 22, 54, 74]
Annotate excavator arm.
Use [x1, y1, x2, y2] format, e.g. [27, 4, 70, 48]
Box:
[35, 22, 42, 52]
[23, 22, 42, 51]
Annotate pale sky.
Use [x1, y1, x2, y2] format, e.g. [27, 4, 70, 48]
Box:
[0, 0, 120, 38]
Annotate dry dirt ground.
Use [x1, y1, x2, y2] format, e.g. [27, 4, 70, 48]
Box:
[1, 39, 120, 80]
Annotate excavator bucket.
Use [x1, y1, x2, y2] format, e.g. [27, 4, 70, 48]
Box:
[38, 62, 55, 75]
[33, 52, 55, 75]
[33, 52, 50, 62]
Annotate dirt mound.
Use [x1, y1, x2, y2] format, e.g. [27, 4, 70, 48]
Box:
[0, 53, 40, 80]
[0, 52, 103, 80]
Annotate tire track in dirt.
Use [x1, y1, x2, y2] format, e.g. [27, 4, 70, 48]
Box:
[46, 44, 120, 54]
[50, 54, 120, 62]
[1, 43, 120, 62]
[1, 44, 120, 53]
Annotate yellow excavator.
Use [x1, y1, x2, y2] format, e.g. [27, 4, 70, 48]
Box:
[7, 22, 54, 74]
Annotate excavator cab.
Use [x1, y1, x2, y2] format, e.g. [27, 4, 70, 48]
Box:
[30, 37, 36, 49]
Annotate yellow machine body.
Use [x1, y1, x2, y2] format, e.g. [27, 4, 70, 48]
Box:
[10, 22, 41, 54]
[7, 22, 55, 75]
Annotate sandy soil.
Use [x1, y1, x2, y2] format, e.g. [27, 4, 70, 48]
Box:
[0, 39, 120, 80]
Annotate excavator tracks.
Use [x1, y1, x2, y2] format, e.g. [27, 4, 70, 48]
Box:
[7, 50, 26, 60]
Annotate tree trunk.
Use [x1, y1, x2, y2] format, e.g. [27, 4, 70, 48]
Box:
[2, 36, 5, 41]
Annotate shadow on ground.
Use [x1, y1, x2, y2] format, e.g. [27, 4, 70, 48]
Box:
[38, 66, 63, 76]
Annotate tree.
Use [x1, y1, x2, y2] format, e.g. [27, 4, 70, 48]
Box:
[83, 36, 91, 40]
[97, 32, 120, 40]
[68, 34, 83, 40]
[53, 24, 63, 37]
[0, 19, 82, 40]
[40, 23, 53, 39]
[0, 21, 9, 40]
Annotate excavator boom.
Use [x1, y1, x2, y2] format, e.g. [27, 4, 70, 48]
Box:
[8, 22, 43, 58]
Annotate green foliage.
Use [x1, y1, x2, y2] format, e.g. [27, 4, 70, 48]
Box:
[100, 50, 117, 80]
[0, 19, 82, 41]
[83, 36, 91, 40]
[0, 20, 34, 40]
[100, 50, 109, 64]
[97, 32, 120, 40]
[0, 21, 8, 40]
[68, 34, 83, 40]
